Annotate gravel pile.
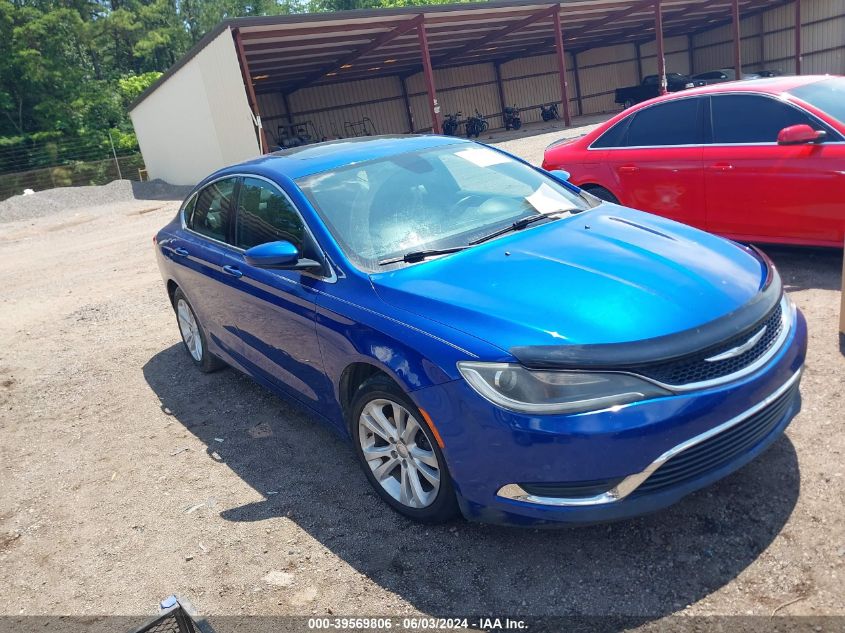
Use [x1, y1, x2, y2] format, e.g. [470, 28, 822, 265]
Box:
[0, 179, 192, 224]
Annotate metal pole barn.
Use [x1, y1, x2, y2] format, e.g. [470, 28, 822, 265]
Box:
[552, 8, 572, 127]
[731, 0, 742, 77]
[417, 23, 442, 134]
[654, 0, 667, 95]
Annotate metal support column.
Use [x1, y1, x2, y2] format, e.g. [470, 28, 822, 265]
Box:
[418, 23, 441, 134]
[572, 51, 583, 117]
[494, 62, 507, 125]
[282, 92, 294, 127]
[794, 0, 802, 75]
[233, 28, 268, 154]
[635, 41, 644, 82]
[655, 0, 667, 95]
[552, 8, 572, 127]
[687, 33, 695, 75]
[731, 0, 742, 77]
[400, 76, 414, 133]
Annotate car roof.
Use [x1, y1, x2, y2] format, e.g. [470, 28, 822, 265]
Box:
[216, 134, 468, 182]
[570, 75, 838, 147]
[651, 75, 832, 100]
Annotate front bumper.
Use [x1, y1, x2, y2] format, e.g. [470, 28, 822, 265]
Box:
[410, 307, 807, 526]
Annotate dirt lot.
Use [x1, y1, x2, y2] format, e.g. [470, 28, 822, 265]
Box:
[1, 123, 844, 624]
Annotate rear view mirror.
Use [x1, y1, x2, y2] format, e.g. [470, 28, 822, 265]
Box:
[550, 169, 571, 183]
[244, 240, 299, 268]
[777, 124, 826, 146]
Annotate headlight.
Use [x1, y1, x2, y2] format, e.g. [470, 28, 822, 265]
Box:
[457, 362, 671, 415]
[685, 82, 695, 88]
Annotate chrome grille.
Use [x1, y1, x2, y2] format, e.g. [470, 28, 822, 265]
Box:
[633, 300, 784, 387]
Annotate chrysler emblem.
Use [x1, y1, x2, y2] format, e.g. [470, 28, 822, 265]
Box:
[705, 326, 767, 362]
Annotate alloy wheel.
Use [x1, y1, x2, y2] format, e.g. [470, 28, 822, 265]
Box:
[176, 298, 203, 361]
[358, 398, 441, 509]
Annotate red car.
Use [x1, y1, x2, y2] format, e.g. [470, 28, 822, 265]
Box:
[543, 75, 845, 247]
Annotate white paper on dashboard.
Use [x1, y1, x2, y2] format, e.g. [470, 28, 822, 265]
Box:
[525, 183, 576, 214]
[455, 147, 510, 167]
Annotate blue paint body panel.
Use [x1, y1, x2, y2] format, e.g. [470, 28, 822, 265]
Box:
[154, 135, 807, 525]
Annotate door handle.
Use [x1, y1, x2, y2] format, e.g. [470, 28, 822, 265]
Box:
[222, 265, 243, 278]
[619, 165, 639, 173]
[709, 163, 734, 171]
[173, 247, 189, 257]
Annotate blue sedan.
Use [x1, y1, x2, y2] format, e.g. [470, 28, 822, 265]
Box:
[153, 135, 806, 525]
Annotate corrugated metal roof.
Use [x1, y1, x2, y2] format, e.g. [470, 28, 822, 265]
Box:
[130, 0, 791, 111]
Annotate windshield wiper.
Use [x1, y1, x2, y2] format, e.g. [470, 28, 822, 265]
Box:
[378, 246, 468, 266]
[468, 212, 566, 246]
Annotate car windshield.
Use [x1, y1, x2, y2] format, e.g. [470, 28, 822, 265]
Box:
[296, 144, 591, 271]
[788, 78, 845, 126]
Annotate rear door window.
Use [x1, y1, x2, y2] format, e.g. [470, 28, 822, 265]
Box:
[710, 94, 826, 143]
[189, 178, 238, 243]
[235, 177, 306, 251]
[624, 98, 702, 147]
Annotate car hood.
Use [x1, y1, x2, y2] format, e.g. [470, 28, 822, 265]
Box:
[370, 206, 767, 355]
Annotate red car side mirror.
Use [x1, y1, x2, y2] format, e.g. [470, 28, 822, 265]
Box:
[777, 124, 827, 145]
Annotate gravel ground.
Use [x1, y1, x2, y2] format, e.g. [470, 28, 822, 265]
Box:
[1, 124, 844, 626]
[0, 179, 193, 224]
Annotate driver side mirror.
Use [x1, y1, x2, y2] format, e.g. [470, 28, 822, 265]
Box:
[777, 124, 826, 146]
[243, 240, 322, 271]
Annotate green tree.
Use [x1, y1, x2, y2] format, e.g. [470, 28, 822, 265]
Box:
[0, 0, 477, 164]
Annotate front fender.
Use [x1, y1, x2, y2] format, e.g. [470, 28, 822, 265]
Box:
[313, 286, 506, 434]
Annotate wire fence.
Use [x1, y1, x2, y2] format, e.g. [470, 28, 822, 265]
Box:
[0, 133, 147, 201]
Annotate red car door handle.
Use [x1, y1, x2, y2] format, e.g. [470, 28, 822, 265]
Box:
[709, 163, 734, 171]
[619, 165, 639, 173]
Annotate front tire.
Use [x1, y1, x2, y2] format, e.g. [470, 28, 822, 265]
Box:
[583, 185, 620, 204]
[173, 288, 224, 373]
[351, 375, 459, 523]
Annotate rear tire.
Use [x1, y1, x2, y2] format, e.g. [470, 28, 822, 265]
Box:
[173, 287, 224, 373]
[351, 375, 459, 523]
[583, 185, 619, 204]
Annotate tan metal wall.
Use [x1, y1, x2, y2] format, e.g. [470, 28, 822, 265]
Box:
[576, 44, 638, 114]
[257, 76, 408, 143]
[692, 14, 765, 72]
[641, 35, 692, 76]
[498, 53, 579, 122]
[253, 0, 844, 142]
[692, 0, 845, 75]
[406, 63, 502, 131]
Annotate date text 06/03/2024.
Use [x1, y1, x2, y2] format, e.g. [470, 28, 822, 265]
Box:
[306, 617, 527, 630]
